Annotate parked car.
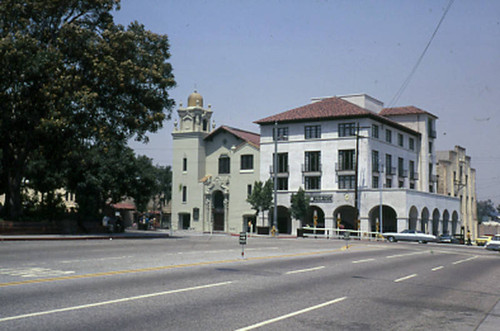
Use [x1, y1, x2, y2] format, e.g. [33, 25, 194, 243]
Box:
[383, 230, 437, 244]
[476, 235, 492, 246]
[485, 235, 500, 252]
[438, 234, 460, 244]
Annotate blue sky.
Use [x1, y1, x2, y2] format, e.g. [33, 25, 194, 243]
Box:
[113, 0, 500, 204]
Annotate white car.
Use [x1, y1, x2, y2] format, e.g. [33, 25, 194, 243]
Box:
[383, 230, 437, 244]
[485, 234, 500, 252]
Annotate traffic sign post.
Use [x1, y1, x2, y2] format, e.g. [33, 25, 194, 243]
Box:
[239, 232, 247, 258]
[344, 231, 350, 249]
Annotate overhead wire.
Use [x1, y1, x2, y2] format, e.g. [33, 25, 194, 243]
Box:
[388, 0, 455, 107]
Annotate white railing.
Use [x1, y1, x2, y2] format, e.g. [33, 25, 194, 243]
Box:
[301, 226, 384, 241]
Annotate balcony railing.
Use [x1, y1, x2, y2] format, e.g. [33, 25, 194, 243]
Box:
[385, 167, 396, 176]
[398, 169, 408, 178]
[410, 172, 419, 180]
[302, 163, 322, 174]
[335, 162, 355, 173]
[429, 129, 437, 139]
[269, 164, 289, 176]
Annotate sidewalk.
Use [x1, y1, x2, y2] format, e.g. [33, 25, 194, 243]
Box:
[0, 229, 171, 241]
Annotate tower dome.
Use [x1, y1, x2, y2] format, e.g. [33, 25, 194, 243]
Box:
[187, 90, 203, 107]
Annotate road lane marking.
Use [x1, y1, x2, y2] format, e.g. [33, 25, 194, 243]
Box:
[0, 267, 75, 278]
[234, 297, 347, 331]
[386, 251, 428, 259]
[285, 266, 325, 274]
[394, 274, 418, 282]
[432, 266, 444, 271]
[0, 281, 232, 323]
[0, 245, 367, 288]
[452, 256, 478, 265]
[352, 258, 375, 264]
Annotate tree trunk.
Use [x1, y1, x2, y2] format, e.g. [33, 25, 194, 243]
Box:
[3, 169, 23, 220]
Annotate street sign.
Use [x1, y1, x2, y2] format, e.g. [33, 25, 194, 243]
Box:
[239, 232, 247, 245]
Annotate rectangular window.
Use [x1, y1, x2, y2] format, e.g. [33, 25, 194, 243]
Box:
[386, 129, 392, 143]
[305, 176, 321, 190]
[409, 160, 415, 180]
[305, 151, 321, 172]
[372, 176, 379, 189]
[399, 180, 404, 188]
[273, 127, 289, 141]
[218, 155, 230, 174]
[385, 154, 393, 174]
[372, 150, 379, 173]
[339, 123, 356, 137]
[240, 154, 254, 170]
[398, 157, 404, 177]
[386, 177, 392, 188]
[409, 138, 415, 151]
[338, 175, 355, 189]
[182, 158, 187, 172]
[372, 124, 379, 138]
[338, 149, 355, 171]
[398, 133, 404, 147]
[273, 153, 288, 173]
[277, 177, 288, 191]
[305, 125, 321, 139]
[182, 186, 187, 203]
[247, 184, 252, 197]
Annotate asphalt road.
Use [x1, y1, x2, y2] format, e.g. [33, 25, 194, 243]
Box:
[0, 235, 499, 330]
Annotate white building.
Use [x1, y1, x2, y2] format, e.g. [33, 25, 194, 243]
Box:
[255, 94, 460, 235]
[171, 91, 260, 233]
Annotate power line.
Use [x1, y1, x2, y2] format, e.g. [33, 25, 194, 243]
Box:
[388, 0, 455, 107]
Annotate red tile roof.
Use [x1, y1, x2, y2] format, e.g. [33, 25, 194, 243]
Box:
[254, 97, 372, 124]
[205, 125, 260, 148]
[254, 97, 420, 136]
[380, 106, 438, 119]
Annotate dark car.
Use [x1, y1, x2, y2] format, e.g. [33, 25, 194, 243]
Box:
[438, 234, 460, 244]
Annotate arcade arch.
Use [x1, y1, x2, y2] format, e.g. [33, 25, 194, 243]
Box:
[368, 205, 398, 233]
[409, 206, 418, 231]
[432, 209, 440, 235]
[421, 208, 430, 233]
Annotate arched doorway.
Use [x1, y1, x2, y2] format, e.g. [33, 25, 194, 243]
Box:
[421, 208, 430, 233]
[451, 211, 459, 235]
[432, 209, 440, 236]
[442, 210, 450, 235]
[409, 206, 418, 231]
[269, 206, 292, 234]
[212, 190, 225, 231]
[368, 205, 398, 233]
[334, 205, 357, 230]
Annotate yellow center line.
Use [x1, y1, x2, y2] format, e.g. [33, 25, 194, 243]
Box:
[0, 245, 371, 288]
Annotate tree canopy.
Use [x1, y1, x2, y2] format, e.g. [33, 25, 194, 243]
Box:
[247, 180, 273, 216]
[0, 0, 176, 219]
[290, 187, 309, 226]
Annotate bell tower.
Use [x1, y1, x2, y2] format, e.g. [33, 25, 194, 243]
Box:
[171, 90, 213, 231]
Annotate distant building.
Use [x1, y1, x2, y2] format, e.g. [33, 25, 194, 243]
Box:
[171, 91, 260, 233]
[436, 146, 478, 239]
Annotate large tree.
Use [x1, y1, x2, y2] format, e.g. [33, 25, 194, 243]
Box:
[0, 0, 175, 219]
[247, 180, 273, 227]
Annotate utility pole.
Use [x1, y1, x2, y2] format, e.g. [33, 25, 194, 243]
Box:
[273, 121, 278, 235]
[354, 123, 360, 222]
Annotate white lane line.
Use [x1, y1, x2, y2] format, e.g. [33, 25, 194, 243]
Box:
[452, 256, 478, 265]
[432, 266, 444, 271]
[394, 274, 418, 283]
[0, 281, 232, 323]
[352, 258, 375, 264]
[234, 297, 347, 331]
[285, 266, 325, 275]
[386, 251, 428, 259]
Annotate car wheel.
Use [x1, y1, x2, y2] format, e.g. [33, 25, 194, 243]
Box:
[418, 240, 427, 244]
[388, 236, 396, 243]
